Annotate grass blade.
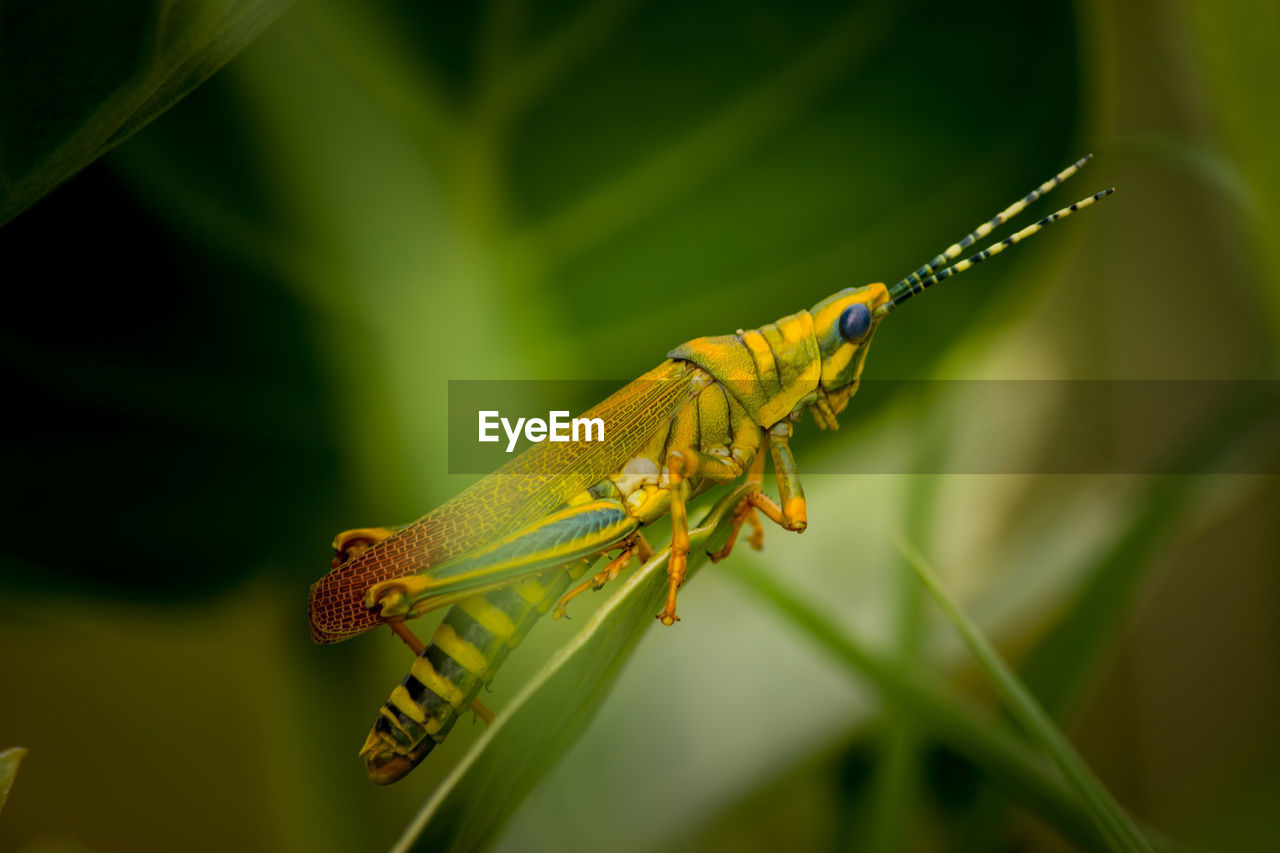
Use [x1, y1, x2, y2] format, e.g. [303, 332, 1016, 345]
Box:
[895, 535, 1154, 853]
[729, 559, 1111, 851]
[391, 483, 758, 853]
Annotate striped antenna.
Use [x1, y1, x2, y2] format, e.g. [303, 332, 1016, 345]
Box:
[882, 187, 1114, 312]
[885, 155, 1105, 310]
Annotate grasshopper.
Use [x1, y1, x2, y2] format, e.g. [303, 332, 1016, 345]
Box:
[309, 156, 1112, 783]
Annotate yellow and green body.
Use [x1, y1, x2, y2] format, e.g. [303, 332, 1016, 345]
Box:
[307, 156, 1113, 784]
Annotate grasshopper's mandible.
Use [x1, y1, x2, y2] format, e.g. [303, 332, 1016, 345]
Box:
[309, 156, 1113, 783]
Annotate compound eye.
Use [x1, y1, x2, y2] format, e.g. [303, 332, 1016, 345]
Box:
[839, 303, 871, 342]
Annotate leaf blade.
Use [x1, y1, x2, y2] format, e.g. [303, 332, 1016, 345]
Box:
[728, 557, 1113, 852]
[895, 535, 1153, 853]
[392, 483, 757, 853]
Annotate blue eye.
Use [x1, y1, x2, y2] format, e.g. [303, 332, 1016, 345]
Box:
[839, 303, 871, 342]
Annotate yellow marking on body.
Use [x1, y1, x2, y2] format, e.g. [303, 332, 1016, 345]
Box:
[378, 706, 409, 736]
[434, 621, 493, 675]
[870, 283, 890, 310]
[744, 312, 821, 426]
[629, 484, 671, 523]
[458, 595, 518, 641]
[389, 686, 427, 724]
[411, 656, 467, 706]
[740, 330, 778, 394]
[770, 311, 818, 355]
[565, 489, 594, 507]
[819, 345, 856, 388]
[625, 487, 650, 515]
[757, 391, 805, 427]
[764, 313, 821, 393]
[513, 574, 554, 607]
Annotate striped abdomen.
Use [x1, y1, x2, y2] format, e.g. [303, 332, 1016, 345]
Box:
[361, 559, 590, 783]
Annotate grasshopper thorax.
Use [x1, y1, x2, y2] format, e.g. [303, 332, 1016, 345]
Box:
[667, 282, 888, 430]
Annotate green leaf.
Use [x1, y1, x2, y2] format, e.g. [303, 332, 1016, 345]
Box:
[728, 558, 1113, 852]
[0, 746, 27, 815]
[895, 535, 1153, 853]
[0, 0, 296, 226]
[391, 483, 757, 853]
[866, 424, 948, 853]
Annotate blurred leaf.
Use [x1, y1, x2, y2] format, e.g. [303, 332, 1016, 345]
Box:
[0, 0, 295, 226]
[896, 535, 1152, 853]
[728, 559, 1111, 851]
[14, 838, 100, 853]
[944, 385, 1280, 851]
[1019, 384, 1280, 719]
[0, 746, 26, 815]
[1187, 2, 1280, 337]
[866, 427, 947, 852]
[23, 1, 1280, 852]
[394, 483, 755, 853]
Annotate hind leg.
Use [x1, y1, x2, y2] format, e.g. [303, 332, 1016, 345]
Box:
[367, 500, 639, 620]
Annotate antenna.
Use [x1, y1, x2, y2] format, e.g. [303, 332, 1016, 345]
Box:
[881, 186, 1114, 313]
[883, 155, 1111, 311]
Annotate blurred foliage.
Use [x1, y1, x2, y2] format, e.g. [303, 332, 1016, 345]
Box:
[1, 0, 1278, 852]
[0, 0, 295, 227]
[0, 747, 26, 815]
[1186, 2, 1280, 334]
[898, 538, 1150, 851]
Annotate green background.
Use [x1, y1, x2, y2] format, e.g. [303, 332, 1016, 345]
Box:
[1, 0, 1276, 850]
